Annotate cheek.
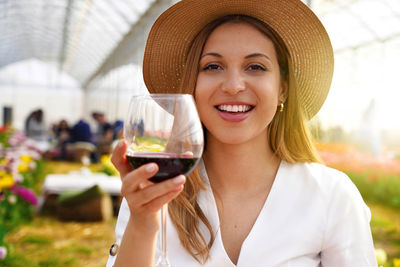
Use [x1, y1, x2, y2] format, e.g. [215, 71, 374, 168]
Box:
[194, 84, 209, 119]
[255, 81, 280, 104]
[196, 74, 218, 92]
[195, 76, 214, 105]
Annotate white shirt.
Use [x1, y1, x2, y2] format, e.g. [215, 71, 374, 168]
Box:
[107, 160, 377, 266]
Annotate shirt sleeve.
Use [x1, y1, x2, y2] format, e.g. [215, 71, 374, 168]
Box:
[321, 172, 377, 267]
[106, 198, 130, 267]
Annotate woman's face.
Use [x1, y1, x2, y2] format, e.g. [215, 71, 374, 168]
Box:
[195, 22, 286, 145]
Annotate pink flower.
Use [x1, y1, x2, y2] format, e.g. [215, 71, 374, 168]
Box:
[11, 185, 37, 206]
[8, 195, 17, 204]
[12, 172, 23, 183]
[0, 246, 6, 259]
[8, 131, 25, 147]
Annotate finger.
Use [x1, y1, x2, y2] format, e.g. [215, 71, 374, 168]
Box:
[121, 163, 158, 196]
[138, 180, 153, 190]
[142, 185, 184, 213]
[181, 151, 194, 158]
[131, 175, 185, 207]
[111, 140, 132, 177]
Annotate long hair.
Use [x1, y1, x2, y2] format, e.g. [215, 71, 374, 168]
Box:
[169, 15, 321, 263]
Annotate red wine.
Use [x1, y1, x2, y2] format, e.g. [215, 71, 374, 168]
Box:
[126, 153, 199, 183]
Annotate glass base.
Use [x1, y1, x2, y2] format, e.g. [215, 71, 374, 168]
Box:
[155, 257, 171, 267]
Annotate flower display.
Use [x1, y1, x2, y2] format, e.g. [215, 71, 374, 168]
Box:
[0, 127, 40, 203]
[99, 154, 119, 176]
[0, 125, 43, 261]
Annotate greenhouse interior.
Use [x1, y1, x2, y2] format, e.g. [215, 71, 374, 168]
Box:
[1, 0, 400, 266]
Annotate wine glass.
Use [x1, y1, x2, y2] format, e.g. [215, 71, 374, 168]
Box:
[124, 94, 204, 267]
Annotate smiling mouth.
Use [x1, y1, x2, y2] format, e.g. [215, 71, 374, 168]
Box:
[215, 104, 254, 113]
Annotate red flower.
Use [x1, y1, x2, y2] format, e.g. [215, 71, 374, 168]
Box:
[0, 125, 9, 134]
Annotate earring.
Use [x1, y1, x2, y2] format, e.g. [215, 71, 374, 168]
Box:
[280, 103, 284, 112]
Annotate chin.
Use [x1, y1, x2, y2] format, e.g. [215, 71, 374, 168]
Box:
[208, 128, 261, 146]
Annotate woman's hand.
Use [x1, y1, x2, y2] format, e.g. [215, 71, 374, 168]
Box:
[111, 140, 186, 233]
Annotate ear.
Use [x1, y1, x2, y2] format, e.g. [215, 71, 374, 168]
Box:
[278, 80, 288, 104]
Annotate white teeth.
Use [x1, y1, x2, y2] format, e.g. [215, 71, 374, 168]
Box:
[218, 105, 251, 113]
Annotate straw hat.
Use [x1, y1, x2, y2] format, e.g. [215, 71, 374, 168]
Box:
[143, 0, 334, 119]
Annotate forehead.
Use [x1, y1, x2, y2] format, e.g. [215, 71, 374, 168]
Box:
[203, 21, 276, 55]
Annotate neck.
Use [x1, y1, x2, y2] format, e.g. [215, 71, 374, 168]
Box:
[203, 132, 280, 196]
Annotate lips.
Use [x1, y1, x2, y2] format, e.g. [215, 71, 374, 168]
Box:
[215, 102, 254, 122]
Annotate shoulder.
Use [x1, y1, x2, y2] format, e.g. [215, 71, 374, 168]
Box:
[284, 161, 346, 180]
[279, 161, 372, 235]
[280, 161, 367, 212]
[282, 161, 357, 194]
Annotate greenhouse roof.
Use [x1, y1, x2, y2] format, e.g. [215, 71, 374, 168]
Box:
[0, 0, 157, 86]
[0, 0, 400, 87]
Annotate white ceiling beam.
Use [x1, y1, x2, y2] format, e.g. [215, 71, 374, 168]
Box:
[82, 0, 178, 90]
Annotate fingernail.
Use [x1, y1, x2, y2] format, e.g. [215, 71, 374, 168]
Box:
[146, 164, 156, 172]
[173, 175, 185, 184]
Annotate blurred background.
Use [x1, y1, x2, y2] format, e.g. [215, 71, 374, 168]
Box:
[0, 0, 399, 266]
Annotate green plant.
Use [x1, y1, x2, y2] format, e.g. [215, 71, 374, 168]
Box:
[346, 171, 400, 210]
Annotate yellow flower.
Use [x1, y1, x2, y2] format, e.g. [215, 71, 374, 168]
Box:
[20, 155, 32, 163]
[17, 164, 29, 173]
[101, 155, 110, 164]
[375, 248, 387, 265]
[101, 155, 118, 176]
[0, 172, 14, 191]
[0, 159, 7, 166]
[393, 258, 400, 267]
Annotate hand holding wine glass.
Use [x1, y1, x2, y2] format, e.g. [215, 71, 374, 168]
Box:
[110, 141, 185, 267]
[122, 94, 204, 267]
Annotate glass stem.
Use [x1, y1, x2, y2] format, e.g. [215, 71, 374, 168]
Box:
[161, 203, 168, 261]
[156, 204, 171, 266]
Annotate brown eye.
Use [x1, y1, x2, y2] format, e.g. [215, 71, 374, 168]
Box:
[203, 64, 221, 71]
[248, 64, 266, 71]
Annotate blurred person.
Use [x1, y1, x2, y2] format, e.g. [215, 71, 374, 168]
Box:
[92, 112, 113, 141]
[92, 112, 114, 155]
[54, 119, 72, 144]
[70, 119, 93, 144]
[24, 108, 50, 152]
[46, 119, 72, 160]
[25, 109, 46, 141]
[69, 119, 97, 162]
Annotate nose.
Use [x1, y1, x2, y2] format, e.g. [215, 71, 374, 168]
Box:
[221, 69, 245, 95]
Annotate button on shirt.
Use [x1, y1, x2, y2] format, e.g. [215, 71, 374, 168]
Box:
[107, 160, 377, 266]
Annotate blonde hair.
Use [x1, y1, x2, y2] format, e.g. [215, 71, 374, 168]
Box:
[169, 15, 321, 263]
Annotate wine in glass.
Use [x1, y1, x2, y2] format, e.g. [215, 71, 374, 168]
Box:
[124, 94, 204, 267]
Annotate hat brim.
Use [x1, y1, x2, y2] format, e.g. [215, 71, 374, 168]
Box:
[143, 0, 334, 119]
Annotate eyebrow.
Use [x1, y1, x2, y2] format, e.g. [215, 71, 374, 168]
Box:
[200, 52, 222, 58]
[200, 52, 272, 61]
[245, 53, 272, 61]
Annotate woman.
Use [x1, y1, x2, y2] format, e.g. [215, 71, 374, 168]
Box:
[25, 109, 46, 141]
[108, 0, 377, 266]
